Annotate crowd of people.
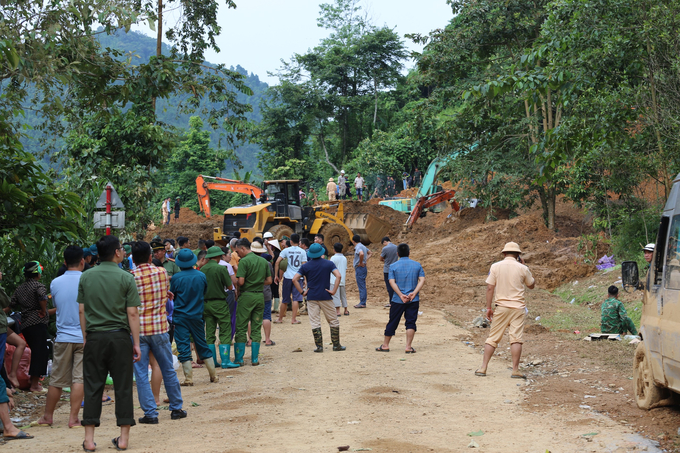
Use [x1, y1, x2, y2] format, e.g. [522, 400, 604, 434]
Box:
[325, 169, 424, 202]
[0, 229, 428, 448]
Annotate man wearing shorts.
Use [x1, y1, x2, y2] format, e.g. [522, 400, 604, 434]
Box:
[476, 242, 535, 379]
[375, 243, 425, 354]
[38, 245, 85, 428]
[274, 233, 306, 324]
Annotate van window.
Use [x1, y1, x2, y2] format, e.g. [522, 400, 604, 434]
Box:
[655, 216, 670, 286]
[665, 215, 680, 289]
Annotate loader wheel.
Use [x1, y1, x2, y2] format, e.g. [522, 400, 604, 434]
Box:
[267, 225, 294, 242]
[319, 223, 350, 253]
[634, 342, 664, 409]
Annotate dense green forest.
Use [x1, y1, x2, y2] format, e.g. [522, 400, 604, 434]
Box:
[20, 28, 269, 174]
[2, 0, 680, 291]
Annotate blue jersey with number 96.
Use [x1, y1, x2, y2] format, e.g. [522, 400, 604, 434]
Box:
[280, 246, 307, 280]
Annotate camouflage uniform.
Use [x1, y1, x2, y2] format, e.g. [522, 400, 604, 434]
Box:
[600, 297, 638, 335]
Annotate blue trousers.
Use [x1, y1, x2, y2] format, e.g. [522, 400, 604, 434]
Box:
[133, 333, 183, 418]
[384, 302, 420, 337]
[384, 272, 395, 303]
[355, 266, 367, 305]
[0, 333, 7, 404]
[174, 316, 213, 363]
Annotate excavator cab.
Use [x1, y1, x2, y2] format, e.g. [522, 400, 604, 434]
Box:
[262, 180, 302, 221]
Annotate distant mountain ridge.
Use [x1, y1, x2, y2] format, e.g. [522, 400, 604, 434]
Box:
[23, 29, 268, 174]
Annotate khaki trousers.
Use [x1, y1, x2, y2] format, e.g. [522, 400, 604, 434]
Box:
[308, 300, 340, 329]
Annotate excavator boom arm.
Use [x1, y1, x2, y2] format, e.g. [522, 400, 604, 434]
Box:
[196, 175, 264, 218]
[405, 190, 460, 230]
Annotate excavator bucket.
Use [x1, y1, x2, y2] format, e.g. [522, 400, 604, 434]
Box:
[344, 212, 392, 245]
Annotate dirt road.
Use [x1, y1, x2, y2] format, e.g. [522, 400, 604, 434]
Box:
[24, 298, 658, 452]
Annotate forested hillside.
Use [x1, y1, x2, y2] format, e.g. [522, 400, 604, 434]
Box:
[21, 29, 268, 173]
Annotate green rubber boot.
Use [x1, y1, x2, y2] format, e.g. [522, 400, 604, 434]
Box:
[312, 328, 323, 353]
[220, 344, 240, 369]
[208, 344, 218, 367]
[251, 342, 261, 366]
[234, 342, 246, 366]
[331, 326, 346, 351]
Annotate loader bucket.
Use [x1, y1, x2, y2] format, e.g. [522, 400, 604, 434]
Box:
[344, 212, 392, 245]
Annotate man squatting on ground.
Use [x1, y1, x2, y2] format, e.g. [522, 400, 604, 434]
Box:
[78, 235, 141, 452]
[293, 243, 345, 352]
[601, 285, 638, 336]
[476, 242, 535, 379]
[375, 243, 425, 353]
[170, 249, 219, 386]
[130, 241, 186, 425]
[233, 238, 272, 366]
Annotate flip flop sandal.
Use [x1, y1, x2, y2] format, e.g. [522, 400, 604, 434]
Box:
[511, 373, 527, 380]
[4, 431, 34, 441]
[354, 304, 366, 309]
[291, 320, 301, 324]
[265, 341, 276, 346]
[112, 437, 127, 451]
[375, 345, 390, 352]
[405, 348, 416, 354]
[474, 370, 486, 377]
[272, 319, 283, 324]
[344, 312, 350, 316]
[82, 441, 96, 451]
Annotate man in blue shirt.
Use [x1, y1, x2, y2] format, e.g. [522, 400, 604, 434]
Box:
[293, 244, 344, 352]
[376, 243, 425, 353]
[170, 249, 218, 386]
[352, 235, 372, 308]
[38, 245, 85, 428]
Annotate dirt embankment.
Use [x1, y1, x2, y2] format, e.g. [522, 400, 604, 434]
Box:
[145, 208, 222, 246]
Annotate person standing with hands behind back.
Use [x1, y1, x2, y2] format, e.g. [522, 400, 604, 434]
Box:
[476, 242, 535, 380]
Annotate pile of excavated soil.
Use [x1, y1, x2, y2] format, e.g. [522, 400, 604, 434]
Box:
[340, 201, 408, 238]
[145, 208, 222, 246]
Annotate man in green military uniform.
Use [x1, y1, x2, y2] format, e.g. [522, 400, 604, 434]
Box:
[601, 286, 638, 335]
[152, 241, 180, 278]
[200, 246, 239, 369]
[234, 238, 272, 366]
[78, 235, 141, 452]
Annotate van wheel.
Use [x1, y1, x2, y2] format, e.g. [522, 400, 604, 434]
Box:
[634, 342, 664, 409]
[268, 225, 294, 242]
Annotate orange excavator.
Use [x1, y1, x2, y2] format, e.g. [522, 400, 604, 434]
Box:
[404, 190, 460, 231]
[196, 175, 263, 218]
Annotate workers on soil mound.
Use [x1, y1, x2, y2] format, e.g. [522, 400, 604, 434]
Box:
[173, 197, 181, 223]
[338, 170, 347, 199]
[233, 238, 272, 366]
[169, 249, 219, 386]
[130, 241, 186, 425]
[201, 246, 239, 369]
[326, 178, 337, 201]
[476, 242, 535, 380]
[601, 285, 638, 336]
[354, 172, 365, 201]
[293, 243, 344, 352]
[161, 197, 170, 226]
[375, 242, 425, 354]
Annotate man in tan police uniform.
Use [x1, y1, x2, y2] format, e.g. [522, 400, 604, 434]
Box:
[476, 242, 535, 379]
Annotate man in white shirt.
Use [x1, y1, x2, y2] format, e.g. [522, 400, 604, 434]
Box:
[354, 173, 365, 202]
[274, 233, 307, 324]
[330, 243, 348, 316]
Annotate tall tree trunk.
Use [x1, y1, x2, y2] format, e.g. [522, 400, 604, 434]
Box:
[373, 78, 378, 126]
[152, 0, 163, 113]
[546, 188, 556, 231]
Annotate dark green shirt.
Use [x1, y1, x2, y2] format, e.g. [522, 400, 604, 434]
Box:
[0, 285, 10, 334]
[77, 261, 141, 333]
[236, 252, 271, 293]
[200, 260, 233, 301]
[601, 297, 629, 334]
[162, 259, 181, 278]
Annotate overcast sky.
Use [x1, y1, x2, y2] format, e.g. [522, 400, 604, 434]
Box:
[139, 0, 454, 85]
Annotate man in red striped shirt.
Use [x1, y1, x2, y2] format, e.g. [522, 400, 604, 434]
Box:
[131, 242, 186, 425]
